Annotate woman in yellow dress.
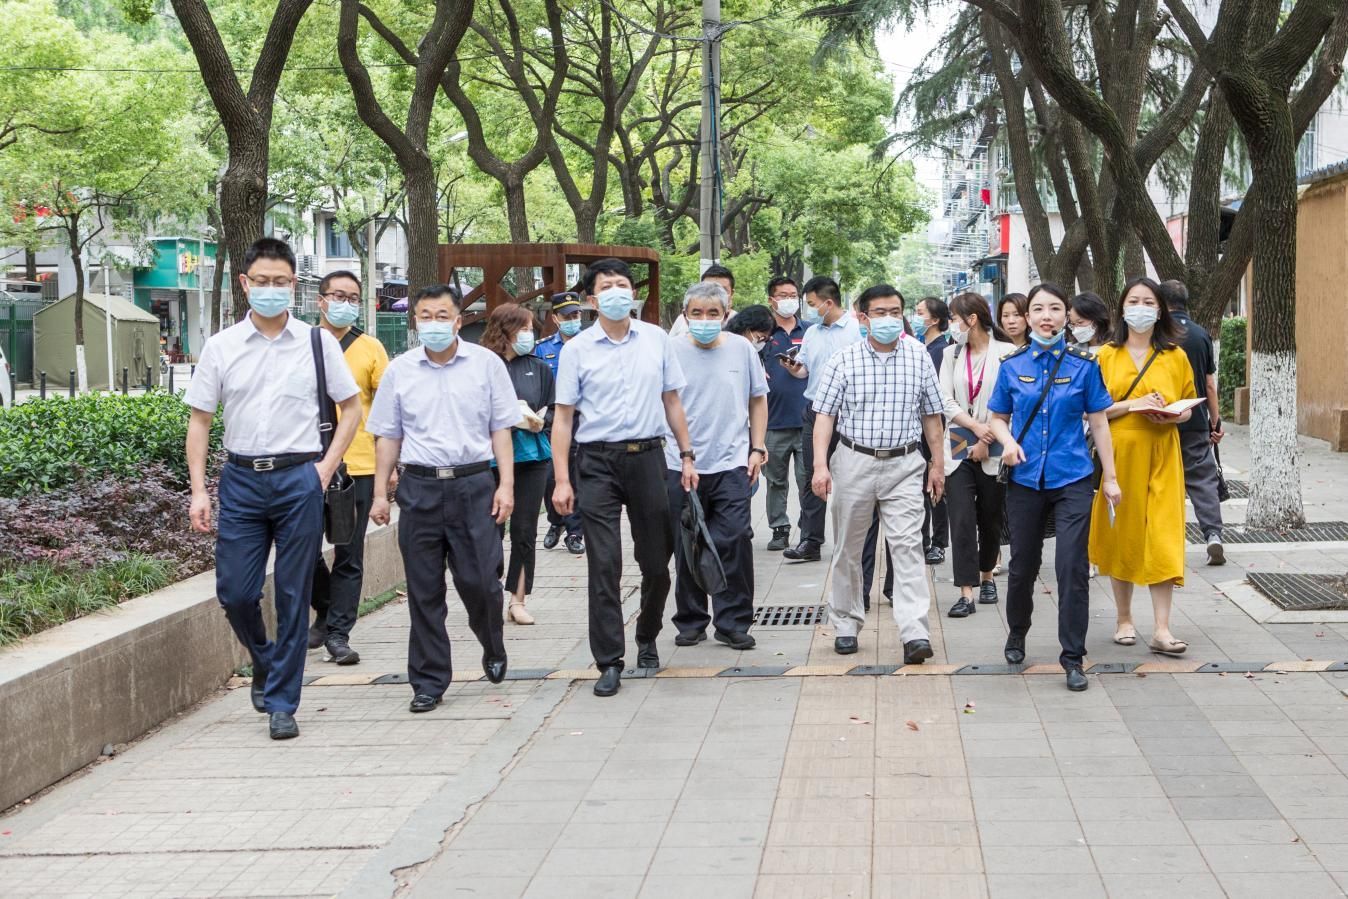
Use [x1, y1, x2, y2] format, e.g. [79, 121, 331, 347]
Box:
[1088, 277, 1196, 656]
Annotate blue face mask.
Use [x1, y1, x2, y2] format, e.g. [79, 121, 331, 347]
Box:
[248, 285, 291, 318]
[418, 320, 457, 352]
[597, 287, 634, 321]
[513, 331, 536, 356]
[324, 301, 359, 328]
[859, 326, 868, 339]
[1030, 327, 1063, 348]
[800, 302, 822, 324]
[868, 316, 903, 344]
[559, 318, 582, 337]
[688, 320, 722, 345]
[908, 314, 927, 341]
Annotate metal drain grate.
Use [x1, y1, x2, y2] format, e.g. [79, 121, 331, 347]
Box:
[1249, 573, 1348, 612]
[1186, 521, 1348, 545]
[1223, 479, 1250, 499]
[752, 604, 828, 627]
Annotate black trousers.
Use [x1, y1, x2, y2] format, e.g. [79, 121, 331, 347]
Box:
[397, 469, 506, 697]
[946, 461, 1004, 588]
[497, 461, 549, 595]
[1005, 476, 1093, 670]
[577, 443, 673, 668]
[311, 474, 375, 641]
[664, 467, 755, 637]
[799, 408, 831, 546]
[543, 444, 584, 537]
[920, 444, 949, 550]
[861, 514, 894, 600]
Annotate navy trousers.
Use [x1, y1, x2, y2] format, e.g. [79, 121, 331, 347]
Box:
[216, 460, 325, 715]
[665, 467, 755, 637]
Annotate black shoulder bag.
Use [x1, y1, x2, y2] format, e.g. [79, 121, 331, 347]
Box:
[997, 351, 1067, 485]
[1090, 349, 1158, 487]
[311, 328, 358, 546]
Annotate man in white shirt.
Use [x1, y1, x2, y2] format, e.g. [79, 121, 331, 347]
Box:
[664, 281, 769, 649]
[186, 238, 361, 741]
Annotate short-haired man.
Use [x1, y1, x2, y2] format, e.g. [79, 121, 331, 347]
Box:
[535, 291, 586, 555]
[665, 281, 769, 649]
[307, 270, 390, 666]
[552, 258, 699, 697]
[670, 263, 736, 338]
[186, 238, 361, 740]
[367, 285, 520, 713]
[1157, 279, 1225, 564]
[915, 296, 952, 565]
[811, 284, 946, 664]
[762, 275, 813, 552]
[778, 275, 863, 561]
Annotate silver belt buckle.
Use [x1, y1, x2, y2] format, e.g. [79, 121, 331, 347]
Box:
[435, 466, 455, 479]
[874, 448, 892, 459]
[253, 457, 276, 472]
[626, 442, 641, 453]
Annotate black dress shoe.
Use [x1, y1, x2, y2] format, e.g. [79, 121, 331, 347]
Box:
[250, 671, 267, 713]
[594, 666, 622, 696]
[325, 636, 360, 666]
[409, 693, 441, 713]
[565, 534, 585, 555]
[1004, 636, 1026, 666]
[783, 540, 821, 562]
[978, 580, 999, 604]
[767, 526, 791, 551]
[903, 639, 934, 665]
[269, 711, 299, 740]
[483, 655, 507, 684]
[674, 630, 707, 647]
[948, 597, 975, 618]
[307, 622, 326, 650]
[636, 641, 660, 669]
[714, 630, 756, 650]
[925, 546, 945, 565]
[1065, 668, 1089, 692]
[834, 636, 858, 655]
[543, 524, 562, 550]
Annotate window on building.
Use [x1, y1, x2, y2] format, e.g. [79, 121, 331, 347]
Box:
[1297, 114, 1318, 177]
[325, 218, 353, 258]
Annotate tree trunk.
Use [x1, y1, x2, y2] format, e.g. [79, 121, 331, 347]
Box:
[210, 242, 228, 336]
[219, 144, 269, 322]
[67, 220, 88, 393]
[24, 247, 37, 282]
[403, 159, 440, 293]
[503, 176, 530, 244]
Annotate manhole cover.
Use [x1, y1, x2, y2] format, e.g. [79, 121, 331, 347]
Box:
[1248, 573, 1348, 611]
[1223, 479, 1250, 499]
[752, 604, 828, 627]
[1186, 521, 1348, 545]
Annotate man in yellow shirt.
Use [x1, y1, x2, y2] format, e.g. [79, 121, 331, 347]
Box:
[309, 270, 390, 664]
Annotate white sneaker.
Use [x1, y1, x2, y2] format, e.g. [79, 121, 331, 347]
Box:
[1206, 536, 1226, 566]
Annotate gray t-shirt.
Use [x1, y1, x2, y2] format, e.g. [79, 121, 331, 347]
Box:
[664, 333, 769, 473]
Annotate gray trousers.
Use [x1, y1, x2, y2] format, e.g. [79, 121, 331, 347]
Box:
[1180, 429, 1224, 539]
[827, 445, 930, 643]
[764, 428, 808, 531]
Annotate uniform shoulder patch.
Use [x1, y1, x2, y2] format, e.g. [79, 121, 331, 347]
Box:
[1000, 344, 1030, 362]
[1065, 345, 1097, 362]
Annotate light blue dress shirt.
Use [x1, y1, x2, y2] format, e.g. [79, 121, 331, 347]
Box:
[555, 319, 687, 443]
[799, 313, 863, 400]
[365, 343, 522, 466]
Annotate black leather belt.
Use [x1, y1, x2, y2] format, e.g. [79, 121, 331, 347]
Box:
[227, 452, 320, 472]
[580, 438, 665, 454]
[401, 461, 492, 480]
[838, 435, 922, 459]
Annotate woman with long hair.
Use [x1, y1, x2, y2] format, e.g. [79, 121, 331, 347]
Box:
[997, 293, 1030, 348]
[1069, 291, 1112, 352]
[1088, 277, 1196, 655]
[481, 303, 556, 625]
[938, 293, 1016, 618]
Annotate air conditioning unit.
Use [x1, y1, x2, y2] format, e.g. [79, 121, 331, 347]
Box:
[298, 254, 317, 275]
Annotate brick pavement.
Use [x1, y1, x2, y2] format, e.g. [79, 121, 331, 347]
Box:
[2, 425, 1348, 898]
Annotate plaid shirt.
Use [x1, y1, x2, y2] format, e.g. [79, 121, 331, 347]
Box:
[812, 337, 943, 448]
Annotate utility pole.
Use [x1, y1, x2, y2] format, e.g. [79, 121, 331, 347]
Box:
[698, 0, 722, 275]
[365, 216, 377, 338]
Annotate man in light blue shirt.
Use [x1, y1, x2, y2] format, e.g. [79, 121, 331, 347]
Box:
[663, 281, 769, 650]
[551, 258, 699, 697]
[778, 275, 863, 560]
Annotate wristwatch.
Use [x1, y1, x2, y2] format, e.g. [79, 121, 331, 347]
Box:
[750, 447, 767, 458]
[680, 449, 696, 461]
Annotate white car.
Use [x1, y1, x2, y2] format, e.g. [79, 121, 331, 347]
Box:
[0, 345, 11, 408]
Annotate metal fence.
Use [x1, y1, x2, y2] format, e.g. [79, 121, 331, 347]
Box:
[0, 293, 43, 382]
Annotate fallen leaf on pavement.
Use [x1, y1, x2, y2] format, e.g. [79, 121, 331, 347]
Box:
[905, 720, 920, 731]
[1244, 672, 1256, 679]
[848, 715, 871, 725]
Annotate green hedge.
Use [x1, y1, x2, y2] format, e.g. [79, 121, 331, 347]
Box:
[0, 556, 173, 646]
[1217, 316, 1247, 420]
[0, 392, 221, 497]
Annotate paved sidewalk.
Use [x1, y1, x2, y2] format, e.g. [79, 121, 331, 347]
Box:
[2, 426, 1347, 898]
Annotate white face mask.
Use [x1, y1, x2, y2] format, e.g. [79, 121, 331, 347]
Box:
[949, 319, 970, 346]
[751, 338, 766, 352]
[1122, 306, 1159, 332]
[774, 298, 799, 318]
[1071, 324, 1096, 344]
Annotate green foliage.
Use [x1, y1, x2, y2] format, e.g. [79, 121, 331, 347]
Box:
[1217, 316, 1247, 419]
[0, 393, 221, 496]
[0, 555, 173, 646]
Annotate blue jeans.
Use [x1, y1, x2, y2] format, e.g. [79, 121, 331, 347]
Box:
[216, 461, 325, 714]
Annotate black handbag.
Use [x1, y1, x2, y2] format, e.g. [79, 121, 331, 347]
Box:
[1214, 441, 1232, 502]
[997, 351, 1067, 485]
[678, 488, 728, 596]
[310, 328, 358, 546]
